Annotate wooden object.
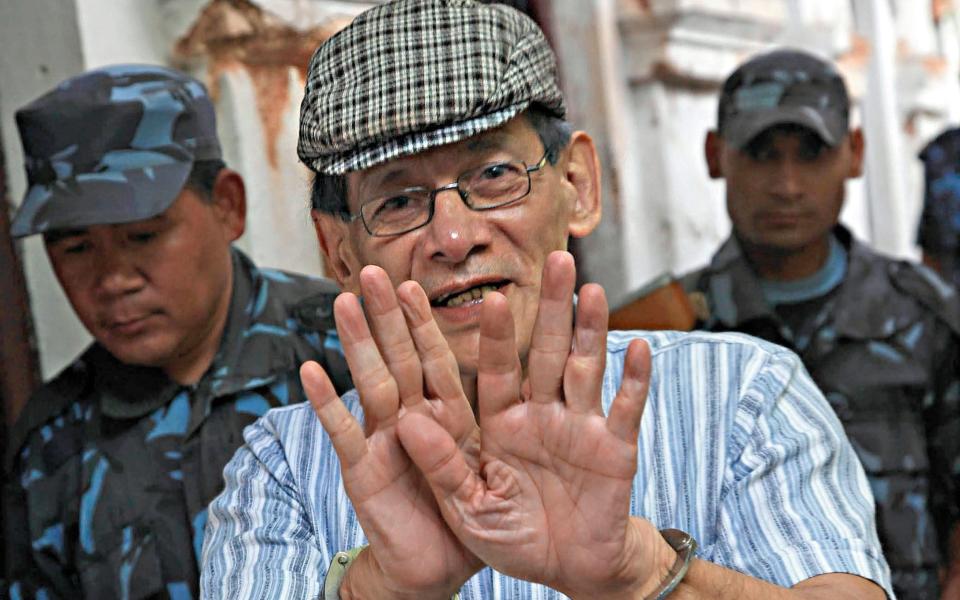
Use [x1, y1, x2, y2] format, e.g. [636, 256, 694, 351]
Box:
[608, 274, 697, 331]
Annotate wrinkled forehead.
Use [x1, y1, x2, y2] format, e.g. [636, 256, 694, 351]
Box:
[346, 116, 541, 199]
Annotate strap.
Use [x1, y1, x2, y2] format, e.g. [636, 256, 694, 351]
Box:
[321, 546, 461, 600]
[645, 528, 698, 600]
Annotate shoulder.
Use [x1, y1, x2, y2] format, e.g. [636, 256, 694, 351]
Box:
[883, 258, 960, 333]
[606, 329, 824, 423]
[241, 392, 361, 464]
[606, 329, 797, 368]
[250, 264, 341, 331]
[605, 330, 808, 416]
[5, 348, 95, 475]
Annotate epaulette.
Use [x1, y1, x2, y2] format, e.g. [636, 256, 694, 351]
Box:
[292, 290, 340, 332]
[888, 260, 960, 336]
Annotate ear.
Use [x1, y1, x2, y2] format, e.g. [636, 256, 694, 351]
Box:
[704, 130, 724, 179]
[846, 128, 865, 178]
[561, 130, 602, 239]
[210, 168, 247, 241]
[311, 209, 360, 292]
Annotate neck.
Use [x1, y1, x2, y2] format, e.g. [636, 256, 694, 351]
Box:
[740, 234, 832, 282]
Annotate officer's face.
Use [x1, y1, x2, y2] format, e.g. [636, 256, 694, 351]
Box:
[44, 173, 246, 384]
[313, 116, 602, 377]
[708, 124, 863, 256]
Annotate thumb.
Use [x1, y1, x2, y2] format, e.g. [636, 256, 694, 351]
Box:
[397, 411, 478, 506]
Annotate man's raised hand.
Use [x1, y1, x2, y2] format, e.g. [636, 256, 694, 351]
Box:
[301, 265, 481, 600]
[397, 251, 672, 599]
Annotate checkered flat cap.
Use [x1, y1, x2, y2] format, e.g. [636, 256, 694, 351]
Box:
[298, 0, 565, 175]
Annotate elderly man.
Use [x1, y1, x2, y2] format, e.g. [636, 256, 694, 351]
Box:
[684, 48, 960, 599]
[3, 65, 349, 598]
[202, 2, 892, 599]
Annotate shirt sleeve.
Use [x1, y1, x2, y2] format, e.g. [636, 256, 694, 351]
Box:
[710, 347, 895, 598]
[4, 456, 71, 599]
[200, 410, 327, 599]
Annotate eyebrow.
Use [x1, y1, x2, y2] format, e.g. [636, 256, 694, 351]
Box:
[465, 131, 510, 153]
[44, 228, 88, 244]
[43, 215, 170, 244]
[364, 132, 516, 192]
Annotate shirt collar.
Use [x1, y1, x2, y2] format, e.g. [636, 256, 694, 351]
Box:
[704, 225, 916, 339]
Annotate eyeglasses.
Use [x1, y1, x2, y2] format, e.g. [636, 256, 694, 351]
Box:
[351, 151, 549, 237]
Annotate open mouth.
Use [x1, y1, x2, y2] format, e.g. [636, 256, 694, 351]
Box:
[431, 281, 509, 308]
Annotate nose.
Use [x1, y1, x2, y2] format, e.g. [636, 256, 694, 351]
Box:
[423, 188, 492, 264]
[772, 156, 804, 202]
[94, 246, 146, 299]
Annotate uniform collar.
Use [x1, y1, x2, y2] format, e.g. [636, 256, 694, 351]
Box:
[703, 225, 916, 340]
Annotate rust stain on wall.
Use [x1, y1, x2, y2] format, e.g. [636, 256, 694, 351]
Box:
[174, 0, 348, 168]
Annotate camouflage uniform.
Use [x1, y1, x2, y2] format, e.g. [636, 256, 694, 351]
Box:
[683, 225, 960, 599]
[918, 127, 960, 290]
[3, 248, 351, 599]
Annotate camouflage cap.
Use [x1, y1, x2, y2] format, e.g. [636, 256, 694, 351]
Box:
[298, 0, 565, 175]
[10, 64, 222, 238]
[718, 49, 850, 149]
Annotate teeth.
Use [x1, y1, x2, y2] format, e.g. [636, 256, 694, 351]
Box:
[443, 284, 500, 307]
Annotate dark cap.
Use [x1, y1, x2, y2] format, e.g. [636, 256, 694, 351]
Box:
[717, 49, 850, 149]
[10, 64, 222, 238]
[298, 0, 565, 175]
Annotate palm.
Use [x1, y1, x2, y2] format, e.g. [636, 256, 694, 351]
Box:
[302, 265, 481, 597]
[397, 252, 654, 598]
[470, 401, 639, 582]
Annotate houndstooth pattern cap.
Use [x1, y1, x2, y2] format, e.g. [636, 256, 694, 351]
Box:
[298, 0, 566, 175]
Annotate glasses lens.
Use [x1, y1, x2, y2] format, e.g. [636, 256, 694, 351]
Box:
[362, 191, 431, 235]
[462, 161, 529, 208]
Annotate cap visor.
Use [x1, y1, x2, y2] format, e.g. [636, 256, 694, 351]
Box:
[722, 106, 843, 149]
[10, 161, 192, 238]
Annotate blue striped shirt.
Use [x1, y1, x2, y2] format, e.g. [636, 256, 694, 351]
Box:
[201, 330, 894, 599]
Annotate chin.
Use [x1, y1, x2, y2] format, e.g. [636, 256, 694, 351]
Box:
[99, 338, 175, 370]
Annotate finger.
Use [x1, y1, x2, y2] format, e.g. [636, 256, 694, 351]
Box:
[359, 266, 423, 409]
[527, 251, 576, 404]
[301, 361, 367, 468]
[477, 291, 522, 421]
[397, 411, 479, 512]
[397, 281, 476, 443]
[333, 292, 399, 430]
[562, 282, 609, 414]
[606, 339, 651, 444]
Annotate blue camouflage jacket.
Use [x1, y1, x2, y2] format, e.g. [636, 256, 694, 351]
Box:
[684, 226, 960, 600]
[3, 248, 350, 599]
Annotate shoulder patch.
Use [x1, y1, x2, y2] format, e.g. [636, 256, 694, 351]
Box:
[888, 261, 960, 335]
[292, 291, 339, 331]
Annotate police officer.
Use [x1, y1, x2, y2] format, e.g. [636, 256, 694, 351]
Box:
[685, 48, 960, 599]
[2, 65, 350, 598]
[917, 127, 960, 290]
